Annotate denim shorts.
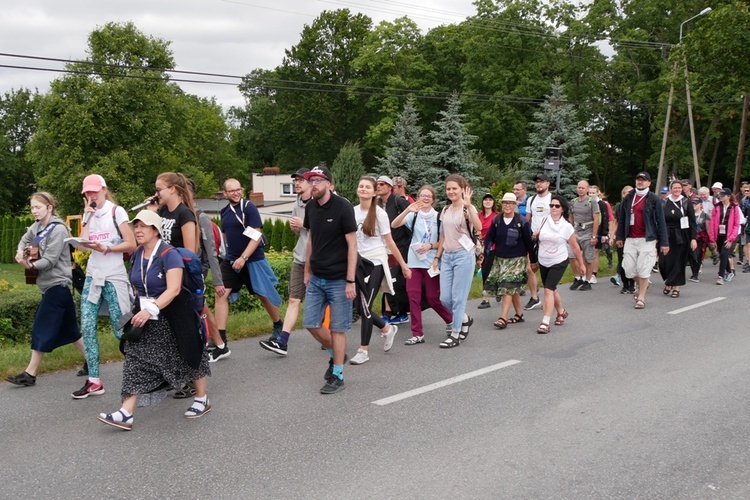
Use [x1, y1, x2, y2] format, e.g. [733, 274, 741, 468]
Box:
[302, 274, 352, 332]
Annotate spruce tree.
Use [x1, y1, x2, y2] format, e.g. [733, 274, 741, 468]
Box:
[331, 142, 366, 203]
[377, 98, 440, 194]
[425, 93, 479, 188]
[519, 79, 589, 199]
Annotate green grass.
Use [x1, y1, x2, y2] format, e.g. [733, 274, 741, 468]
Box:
[2, 254, 617, 377]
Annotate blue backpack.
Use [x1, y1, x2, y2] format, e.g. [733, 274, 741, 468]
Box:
[155, 246, 206, 314]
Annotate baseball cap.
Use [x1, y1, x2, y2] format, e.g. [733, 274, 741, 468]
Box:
[303, 166, 333, 182]
[720, 188, 733, 197]
[534, 173, 550, 182]
[292, 168, 310, 179]
[130, 210, 163, 238]
[81, 174, 107, 193]
[376, 175, 394, 187]
[691, 197, 701, 204]
[660, 186, 669, 194]
[680, 179, 691, 185]
[635, 172, 651, 181]
[482, 193, 495, 201]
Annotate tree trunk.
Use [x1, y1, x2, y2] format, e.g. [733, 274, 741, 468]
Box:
[734, 92, 749, 193]
[708, 136, 721, 186]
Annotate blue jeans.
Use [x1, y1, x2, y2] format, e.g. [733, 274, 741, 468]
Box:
[302, 275, 353, 333]
[440, 248, 475, 332]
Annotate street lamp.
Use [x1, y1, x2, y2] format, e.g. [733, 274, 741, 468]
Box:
[656, 7, 712, 191]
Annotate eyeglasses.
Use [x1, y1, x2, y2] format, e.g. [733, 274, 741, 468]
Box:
[376, 182, 389, 187]
[226, 188, 242, 194]
[549, 204, 562, 208]
[309, 177, 328, 185]
[418, 194, 433, 199]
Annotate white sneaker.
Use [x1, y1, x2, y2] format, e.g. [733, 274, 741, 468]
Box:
[382, 324, 398, 352]
[350, 348, 370, 365]
[590, 274, 598, 284]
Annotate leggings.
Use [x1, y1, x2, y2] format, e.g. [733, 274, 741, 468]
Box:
[716, 235, 733, 277]
[616, 244, 634, 290]
[81, 277, 124, 378]
[356, 264, 387, 347]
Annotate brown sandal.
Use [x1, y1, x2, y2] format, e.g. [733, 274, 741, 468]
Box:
[507, 314, 524, 324]
[493, 317, 507, 329]
[537, 322, 550, 334]
[634, 299, 645, 309]
[554, 310, 568, 325]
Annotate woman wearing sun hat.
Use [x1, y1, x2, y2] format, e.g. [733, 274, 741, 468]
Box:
[97, 210, 211, 431]
[72, 174, 136, 400]
[483, 193, 536, 329]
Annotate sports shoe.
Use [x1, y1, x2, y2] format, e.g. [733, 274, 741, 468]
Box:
[6, 371, 36, 387]
[477, 300, 491, 309]
[590, 274, 598, 284]
[324, 354, 349, 380]
[382, 314, 392, 325]
[610, 275, 621, 287]
[350, 348, 370, 365]
[208, 344, 231, 362]
[72, 379, 105, 399]
[712, 255, 719, 265]
[205, 340, 217, 351]
[689, 274, 699, 283]
[320, 376, 345, 394]
[725, 271, 735, 282]
[389, 314, 410, 325]
[744, 267, 750, 273]
[259, 338, 287, 356]
[77, 361, 89, 376]
[404, 335, 424, 345]
[569, 278, 583, 290]
[523, 297, 540, 310]
[579, 281, 592, 291]
[382, 324, 398, 352]
[652, 264, 659, 273]
[716, 276, 724, 285]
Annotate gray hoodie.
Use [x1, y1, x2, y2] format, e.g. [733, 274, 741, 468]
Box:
[18, 216, 72, 293]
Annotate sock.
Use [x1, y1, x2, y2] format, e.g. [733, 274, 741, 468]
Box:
[273, 319, 283, 329]
[219, 329, 227, 343]
[332, 364, 343, 380]
[216, 343, 225, 350]
[280, 331, 290, 344]
[191, 396, 208, 412]
[451, 330, 460, 340]
[463, 313, 469, 323]
[543, 315, 551, 325]
[327, 348, 333, 358]
[89, 377, 101, 384]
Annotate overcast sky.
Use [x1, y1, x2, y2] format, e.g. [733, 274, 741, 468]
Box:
[0, 0, 477, 109]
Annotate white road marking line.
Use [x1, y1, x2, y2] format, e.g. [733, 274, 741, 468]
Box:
[372, 359, 522, 406]
[668, 297, 726, 315]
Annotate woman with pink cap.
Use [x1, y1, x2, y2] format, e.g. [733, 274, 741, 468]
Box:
[71, 174, 136, 400]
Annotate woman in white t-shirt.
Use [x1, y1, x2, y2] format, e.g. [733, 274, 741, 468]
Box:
[72, 175, 136, 399]
[530, 194, 585, 334]
[350, 177, 411, 366]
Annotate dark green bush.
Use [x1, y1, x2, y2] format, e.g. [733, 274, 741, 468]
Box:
[0, 286, 42, 345]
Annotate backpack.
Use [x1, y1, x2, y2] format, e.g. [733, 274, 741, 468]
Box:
[131, 245, 206, 314]
[211, 220, 226, 260]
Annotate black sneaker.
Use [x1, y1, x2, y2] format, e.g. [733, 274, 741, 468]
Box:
[208, 345, 231, 363]
[320, 377, 345, 394]
[324, 354, 349, 381]
[523, 297, 540, 310]
[688, 274, 700, 283]
[6, 371, 36, 387]
[579, 281, 592, 291]
[569, 278, 583, 290]
[77, 361, 89, 377]
[259, 338, 287, 356]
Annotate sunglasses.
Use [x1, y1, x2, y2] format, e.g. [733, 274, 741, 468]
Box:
[549, 204, 562, 208]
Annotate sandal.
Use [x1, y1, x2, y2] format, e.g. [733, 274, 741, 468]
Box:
[507, 314, 524, 324]
[554, 309, 568, 326]
[97, 410, 133, 431]
[670, 289, 680, 298]
[494, 317, 508, 329]
[536, 322, 550, 334]
[663, 286, 671, 295]
[459, 316, 473, 340]
[634, 299, 645, 309]
[439, 336, 460, 348]
[184, 400, 212, 419]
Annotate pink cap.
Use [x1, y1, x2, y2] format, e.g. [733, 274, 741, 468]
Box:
[81, 174, 107, 193]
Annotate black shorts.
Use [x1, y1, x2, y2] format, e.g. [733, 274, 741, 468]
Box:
[539, 261, 569, 291]
[220, 259, 256, 294]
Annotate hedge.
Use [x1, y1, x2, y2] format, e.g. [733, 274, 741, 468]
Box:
[0, 215, 34, 263]
[0, 250, 294, 346]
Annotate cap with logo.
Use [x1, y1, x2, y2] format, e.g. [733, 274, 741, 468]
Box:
[303, 166, 333, 182]
[635, 172, 651, 181]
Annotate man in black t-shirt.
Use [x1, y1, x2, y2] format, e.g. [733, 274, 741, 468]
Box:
[302, 166, 358, 395]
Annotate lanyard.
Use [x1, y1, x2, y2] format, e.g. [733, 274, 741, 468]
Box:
[420, 213, 433, 243]
[630, 194, 646, 212]
[232, 200, 246, 227]
[140, 240, 162, 298]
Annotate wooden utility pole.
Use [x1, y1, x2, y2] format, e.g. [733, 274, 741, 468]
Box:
[734, 92, 749, 193]
[657, 61, 678, 192]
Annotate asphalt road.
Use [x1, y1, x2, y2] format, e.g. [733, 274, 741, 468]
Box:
[3, 268, 750, 499]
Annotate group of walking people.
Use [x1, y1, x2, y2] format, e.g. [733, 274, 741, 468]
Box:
[8, 167, 748, 423]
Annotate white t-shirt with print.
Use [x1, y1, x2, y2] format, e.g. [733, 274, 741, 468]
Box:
[86, 200, 129, 277]
[354, 204, 391, 257]
[529, 192, 552, 232]
[537, 217, 575, 268]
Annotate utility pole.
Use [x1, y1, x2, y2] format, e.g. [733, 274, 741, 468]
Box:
[734, 92, 749, 193]
[657, 62, 677, 192]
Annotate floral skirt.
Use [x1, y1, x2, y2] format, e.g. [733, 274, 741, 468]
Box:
[484, 256, 527, 297]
